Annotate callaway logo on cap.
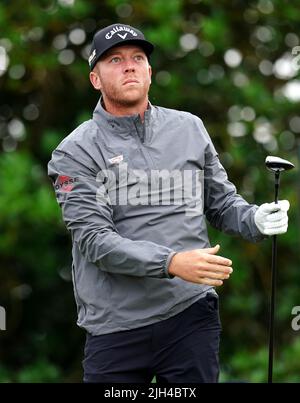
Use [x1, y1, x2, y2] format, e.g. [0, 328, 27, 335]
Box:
[88, 23, 154, 70]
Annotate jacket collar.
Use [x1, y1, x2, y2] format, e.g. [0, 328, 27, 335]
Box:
[93, 97, 152, 132]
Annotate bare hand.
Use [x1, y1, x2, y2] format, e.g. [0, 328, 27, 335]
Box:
[168, 245, 233, 286]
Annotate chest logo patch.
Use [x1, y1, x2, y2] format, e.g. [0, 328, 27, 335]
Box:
[108, 154, 124, 165]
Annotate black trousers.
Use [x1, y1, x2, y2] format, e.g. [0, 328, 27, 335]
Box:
[83, 292, 222, 383]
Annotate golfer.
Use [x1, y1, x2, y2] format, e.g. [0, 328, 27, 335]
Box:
[48, 23, 289, 383]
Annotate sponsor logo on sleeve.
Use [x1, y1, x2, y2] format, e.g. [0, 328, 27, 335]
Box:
[54, 175, 79, 192]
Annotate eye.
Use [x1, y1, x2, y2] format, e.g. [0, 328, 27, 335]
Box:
[110, 56, 121, 64]
[134, 54, 144, 62]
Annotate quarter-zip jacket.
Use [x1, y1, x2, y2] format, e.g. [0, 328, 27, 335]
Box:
[48, 99, 264, 335]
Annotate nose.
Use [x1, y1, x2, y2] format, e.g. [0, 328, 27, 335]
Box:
[124, 66, 135, 73]
[123, 59, 135, 73]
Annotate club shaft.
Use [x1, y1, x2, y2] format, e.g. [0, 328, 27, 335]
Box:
[268, 171, 280, 383]
[274, 171, 280, 203]
[268, 234, 277, 383]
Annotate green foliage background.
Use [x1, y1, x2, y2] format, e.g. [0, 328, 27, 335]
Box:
[0, 0, 300, 382]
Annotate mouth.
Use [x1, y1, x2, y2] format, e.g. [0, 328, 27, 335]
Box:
[123, 79, 139, 85]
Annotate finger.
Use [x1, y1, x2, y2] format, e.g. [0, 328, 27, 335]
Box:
[201, 263, 233, 274]
[266, 211, 287, 222]
[260, 203, 281, 214]
[197, 270, 232, 280]
[200, 278, 224, 287]
[277, 200, 290, 212]
[204, 244, 220, 255]
[263, 200, 290, 213]
[206, 254, 232, 267]
[264, 217, 288, 229]
[264, 226, 288, 236]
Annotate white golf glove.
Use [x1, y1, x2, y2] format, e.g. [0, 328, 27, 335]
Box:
[254, 200, 290, 236]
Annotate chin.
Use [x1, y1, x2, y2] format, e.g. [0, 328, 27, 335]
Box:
[120, 95, 145, 107]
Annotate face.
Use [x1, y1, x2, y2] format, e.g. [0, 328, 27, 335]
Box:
[89, 45, 152, 111]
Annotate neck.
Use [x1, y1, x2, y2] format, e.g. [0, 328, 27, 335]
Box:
[101, 97, 149, 121]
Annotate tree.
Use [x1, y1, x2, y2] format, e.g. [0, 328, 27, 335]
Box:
[0, 0, 299, 382]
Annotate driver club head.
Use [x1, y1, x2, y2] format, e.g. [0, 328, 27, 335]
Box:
[265, 156, 295, 173]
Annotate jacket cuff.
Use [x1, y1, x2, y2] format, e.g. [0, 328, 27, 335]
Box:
[251, 206, 269, 242]
[163, 251, 177, 279]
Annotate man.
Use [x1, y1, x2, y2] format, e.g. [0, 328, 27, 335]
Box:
[48, 23, 290, 383]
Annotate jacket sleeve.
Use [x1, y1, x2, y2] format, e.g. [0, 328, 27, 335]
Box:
[200, 123, 265, 243]
[48, 149, 176, 278]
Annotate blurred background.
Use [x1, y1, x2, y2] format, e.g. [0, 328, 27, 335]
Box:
[0, 0, 300, 383]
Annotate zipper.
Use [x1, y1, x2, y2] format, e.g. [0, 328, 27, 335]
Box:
[133, 118, 157, 170]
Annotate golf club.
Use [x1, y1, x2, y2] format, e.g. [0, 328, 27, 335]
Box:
[265, 156, 294, 383]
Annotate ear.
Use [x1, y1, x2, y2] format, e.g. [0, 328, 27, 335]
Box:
[89, 70, 102, 90]
[148, 65, 152, 84]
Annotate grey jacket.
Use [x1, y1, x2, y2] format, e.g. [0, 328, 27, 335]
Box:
[48, 100, 263, 335]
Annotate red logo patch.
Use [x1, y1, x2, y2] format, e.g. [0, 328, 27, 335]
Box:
[55, 175, 78, 192]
